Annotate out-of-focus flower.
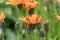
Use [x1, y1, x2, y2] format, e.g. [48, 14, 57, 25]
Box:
[6, 0, 35, 6]
[6, 0, 23, 5]
[20, 13, 42, 25]
[56, 15, 60, 20]
[55, 0, 60, 2]
[23, 1, 38, 10]
[0, 13, 6, 22]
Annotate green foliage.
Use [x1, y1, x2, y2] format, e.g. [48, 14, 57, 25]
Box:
[0, 0, 60, 40]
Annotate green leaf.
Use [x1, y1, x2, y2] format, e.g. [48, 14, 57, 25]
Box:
[5, 29, 16, 40]
[0, 0, 5, 4]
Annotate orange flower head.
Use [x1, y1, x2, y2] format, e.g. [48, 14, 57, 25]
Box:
[20, 13, 42, 25]
[56, 15, 60, 20]
[6, 0, 23, 5]
[23, 1, 38, 10]
[0, 13, 6, 22]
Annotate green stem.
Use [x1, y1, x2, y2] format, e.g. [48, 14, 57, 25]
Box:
[17, 31, 19, 40]
[46, 33, 48, 40]
[30, 32, 31, 40]
[2, 32, 4, 40]
[42, 37, 44, 40]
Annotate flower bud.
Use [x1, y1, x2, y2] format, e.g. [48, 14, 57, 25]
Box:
[44, 20, 49, 33]
[15, 22, 19, 31]
[1, 21, 5, 30]
[17, 4, 23, 9]
[27, 24, 36, 32]
[28, 8, 34, 15]
[0, 21, 5, 30]
[37, 23, 41, 30]
[40, 29, 45, 37]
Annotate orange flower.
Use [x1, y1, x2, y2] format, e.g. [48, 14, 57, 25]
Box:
[0, 13, 6, 22]
[6, 0, 23, 5]
[55, 0, 60, 2]
[20, 13, 42, 25]
[56, 15, 60, 20]
[23, 1, 38, 10]
[6, 0, 34, 5]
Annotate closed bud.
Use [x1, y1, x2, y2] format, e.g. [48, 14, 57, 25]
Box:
[28, 24, 36, 32]
[1, 21, 5, 30]
[40, 29, 45, 37]
[37, 23, 41, 30]
[28, 8, 34, 15]
[0, 22, 2, 28]
[17, 4, 23, 9]
[15, 22, 19, 31]
[44, 20, 49, 33]
[0, 21, 5, 30]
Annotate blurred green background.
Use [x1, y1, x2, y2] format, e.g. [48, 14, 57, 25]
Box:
[0, 0, 60, 40]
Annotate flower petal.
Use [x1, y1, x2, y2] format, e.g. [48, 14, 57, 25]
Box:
[37, 16, 42, 23]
